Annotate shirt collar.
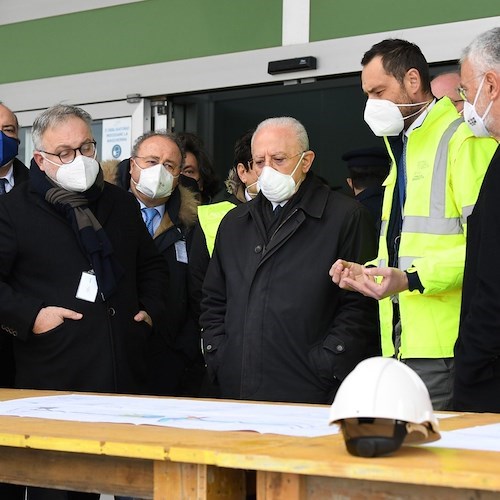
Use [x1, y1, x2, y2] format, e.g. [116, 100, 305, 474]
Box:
[405, 99, 436, 138]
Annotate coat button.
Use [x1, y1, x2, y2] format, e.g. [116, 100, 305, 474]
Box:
[254, 245, 263, 253]
[206, 344, 213, 351]
[108, 307, 116, 317]
[336, 344, 344, 352]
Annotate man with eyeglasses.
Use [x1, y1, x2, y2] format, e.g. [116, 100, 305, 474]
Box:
[115, 131, 205, 397]
[330, 38, 497, 410]
[0, 104, 168, 500]
[200, 116, 380, 404]
[454, 27, 500, 413]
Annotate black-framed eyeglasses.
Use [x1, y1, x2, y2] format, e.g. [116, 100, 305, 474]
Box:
[40, 141, 97, 164]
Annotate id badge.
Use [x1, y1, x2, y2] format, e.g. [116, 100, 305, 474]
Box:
[76, 270, 98, 302]
[175, 240, 188, 263]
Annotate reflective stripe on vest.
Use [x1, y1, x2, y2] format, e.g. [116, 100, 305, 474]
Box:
[397, 117, 463, 270]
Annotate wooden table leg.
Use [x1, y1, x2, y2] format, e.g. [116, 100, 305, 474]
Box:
[153, 461, 245, 500]
[257, 471, 306, 500]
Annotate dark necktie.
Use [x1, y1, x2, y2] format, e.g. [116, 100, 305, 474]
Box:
[0, 178, 8, 195]
[142, 207, 159, 236]
[273, 204, 283, 217]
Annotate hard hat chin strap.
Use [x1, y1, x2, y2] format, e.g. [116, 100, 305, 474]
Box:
[343, 420, 408, 458]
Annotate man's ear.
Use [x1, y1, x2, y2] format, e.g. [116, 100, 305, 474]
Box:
[236, 163, 248, 183]
[33, 152, 45, 170]
[301, 150, 315, 173]
[346, 177, 354, 191]
[404, 68, 422, 98]
[485, 70, 500, 100]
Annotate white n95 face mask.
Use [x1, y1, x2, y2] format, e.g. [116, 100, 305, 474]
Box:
[43, 154, 100, 192]
[364, 99, 432, 137]
[257, 153, 304, 204]
[134, 162, 177, 198]
[463, 76, 493, 138]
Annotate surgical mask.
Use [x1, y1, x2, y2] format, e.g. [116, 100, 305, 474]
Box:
[133, 161, 177, 198]
[0, 131, 19, 168]
[364, 99, 431, 137]
[42, 154, 100, 192]
[258, 153, 304, 203]
[463, 76, 493, 138]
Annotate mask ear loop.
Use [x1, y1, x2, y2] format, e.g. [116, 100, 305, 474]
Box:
[400, 100, 433, 121]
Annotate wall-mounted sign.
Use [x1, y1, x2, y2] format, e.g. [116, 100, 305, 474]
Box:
[101, 117, 132, 162]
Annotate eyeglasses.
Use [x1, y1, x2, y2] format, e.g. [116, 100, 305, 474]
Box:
[457, 73, 485, 102]
[40, 141, 96, 164]
[251, 151, 305, 169]
[134, 156, 180, 172]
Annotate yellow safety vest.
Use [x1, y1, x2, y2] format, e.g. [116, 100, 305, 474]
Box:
[198, 201, 236, 256]
[371, 98, 498, 358]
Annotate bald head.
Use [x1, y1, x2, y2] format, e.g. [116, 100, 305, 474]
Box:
[431, 73, 464, 112]
[0, 104, 19, 140]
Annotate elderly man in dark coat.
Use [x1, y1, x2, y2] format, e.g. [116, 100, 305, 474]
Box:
[200, 116, 380, 404]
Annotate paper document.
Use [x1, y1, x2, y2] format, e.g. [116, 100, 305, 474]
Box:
[0, 394, 338, 438]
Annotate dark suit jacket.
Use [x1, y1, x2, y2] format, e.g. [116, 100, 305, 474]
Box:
[0, 158, 29, 387]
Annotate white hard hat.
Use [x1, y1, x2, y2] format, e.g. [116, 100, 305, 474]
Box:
[329, 356, 440, 457]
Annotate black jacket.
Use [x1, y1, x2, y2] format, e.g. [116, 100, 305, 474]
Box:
[0, 179, 168, 394]
[0, 158, 29, 388]
[454, 144, 500, 412]
[200, 173, 380, 404]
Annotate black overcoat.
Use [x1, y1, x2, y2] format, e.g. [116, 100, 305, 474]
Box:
[200, 173, 381, 404]
[0, 180, 168, 393]
[454, 144, 500, 412]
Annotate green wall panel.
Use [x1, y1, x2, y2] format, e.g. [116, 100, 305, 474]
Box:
[0, 0, 282, 84]
[311, 0, 500, 41]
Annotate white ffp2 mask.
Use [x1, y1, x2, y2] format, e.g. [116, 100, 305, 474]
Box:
[257, 153, 304, 203]
[133, 162, 177, 199]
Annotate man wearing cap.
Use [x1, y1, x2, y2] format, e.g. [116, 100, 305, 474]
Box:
[342, 147, 391, 233]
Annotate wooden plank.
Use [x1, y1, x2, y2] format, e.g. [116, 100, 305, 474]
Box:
[0, 446, 153, 497]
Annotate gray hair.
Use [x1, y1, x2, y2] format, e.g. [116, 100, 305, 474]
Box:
[131, 130, 185, 168]
[32, 104, 92, 151]
[252, 116, 309, 152]
[461, 27, 500, 75]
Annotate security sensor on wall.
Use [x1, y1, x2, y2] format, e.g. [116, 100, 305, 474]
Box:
[267, 56, 317, 75]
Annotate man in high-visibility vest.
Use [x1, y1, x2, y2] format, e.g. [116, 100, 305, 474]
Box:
[330, 38, 498, 410]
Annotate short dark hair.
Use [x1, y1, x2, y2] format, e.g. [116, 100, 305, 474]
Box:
[361, 39, 431, 94]
[177, 132, 220, 200]
[233, 129, 254, 171]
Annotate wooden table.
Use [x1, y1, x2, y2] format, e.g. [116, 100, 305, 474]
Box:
[0, 389, 499, 499]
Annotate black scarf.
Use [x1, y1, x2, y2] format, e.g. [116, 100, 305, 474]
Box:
[30, 158, 124, 300]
